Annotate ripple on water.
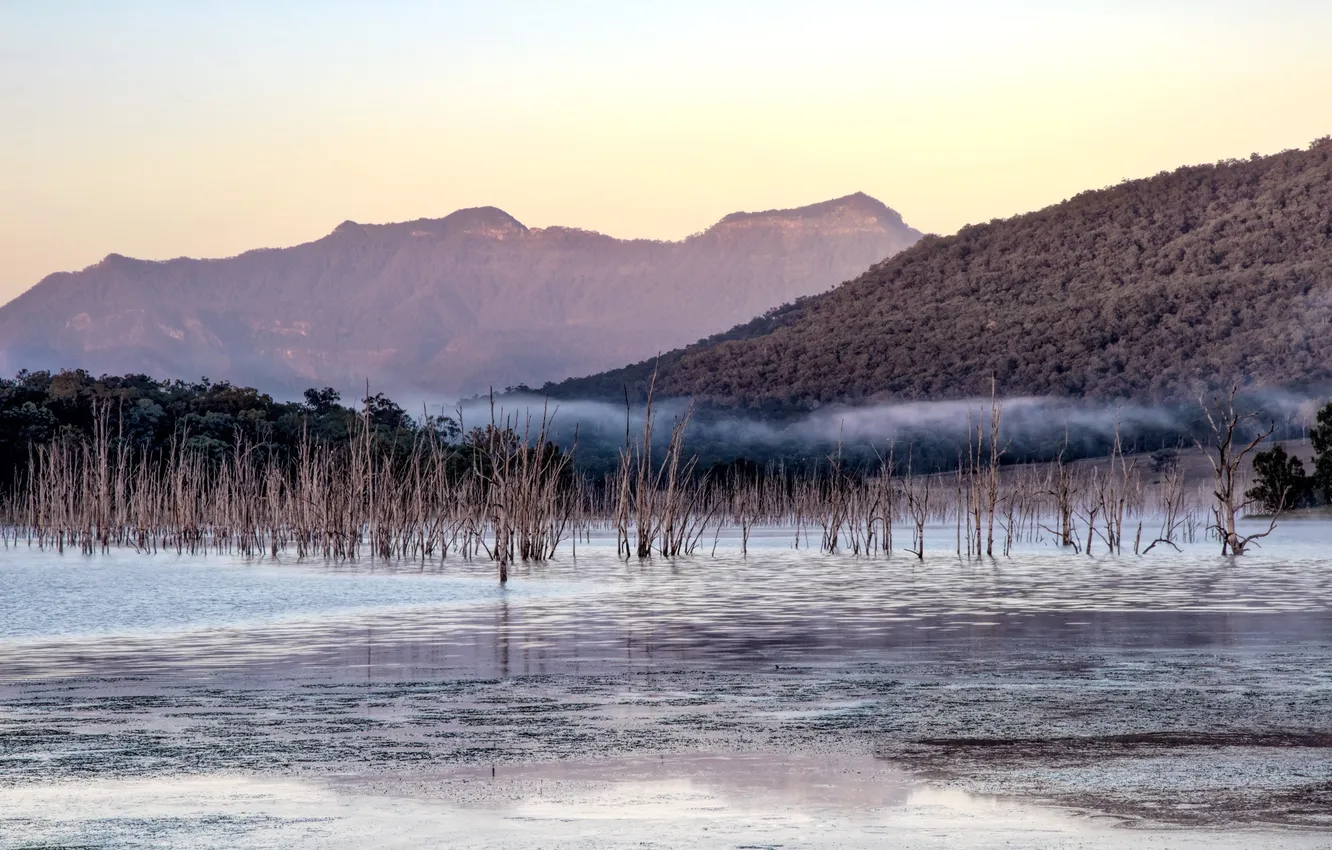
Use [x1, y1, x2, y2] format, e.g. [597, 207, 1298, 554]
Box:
[2, 521, 1331, 681]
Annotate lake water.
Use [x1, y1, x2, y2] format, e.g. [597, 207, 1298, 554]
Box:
[2, 520, 1330, 848]
[0, 549, 571, 642]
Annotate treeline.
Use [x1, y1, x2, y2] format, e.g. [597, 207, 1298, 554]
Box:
[4, 370, 1332, 514]
[0, 368, 1215, 480]
[4, 370, 1332, 572]
[0, 370, 464, 484]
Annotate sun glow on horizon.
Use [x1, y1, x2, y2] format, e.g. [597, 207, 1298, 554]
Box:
[2, 0, 1331, 303]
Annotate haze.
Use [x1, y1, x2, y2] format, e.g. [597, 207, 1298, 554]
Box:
[3, 0, 1331, 305]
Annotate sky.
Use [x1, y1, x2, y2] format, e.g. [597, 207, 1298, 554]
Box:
[3, 0, 1332, 305]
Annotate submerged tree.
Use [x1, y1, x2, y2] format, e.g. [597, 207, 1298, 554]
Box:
[1197, 386, 1279, 555]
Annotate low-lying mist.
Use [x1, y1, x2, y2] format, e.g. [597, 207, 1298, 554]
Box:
[440, 390, 1324, 476]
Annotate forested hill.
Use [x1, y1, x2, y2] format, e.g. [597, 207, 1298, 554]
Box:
[545, 139, 1332, 408]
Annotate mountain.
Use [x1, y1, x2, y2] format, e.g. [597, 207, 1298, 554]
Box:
[547, 140, 1332, 408]
[0, 194, 920, 398]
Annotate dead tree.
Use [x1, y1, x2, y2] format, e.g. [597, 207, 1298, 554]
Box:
[1045, 430, 1078, 549]
[1196, 386, 1280, 555]
[901, 460, 931, 560]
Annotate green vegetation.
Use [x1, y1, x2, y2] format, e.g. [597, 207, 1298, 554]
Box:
[547, 138, 1332, 407]
[0, 369, 460, 485]
[0, 369, 1167, 484]
[6, 369, 1332, 489]
[1246, 445, 1313, 514]
[5, 370, 1332, 563]
[1314, 401, 1332, 503]
[1247, 401, 1332, 513]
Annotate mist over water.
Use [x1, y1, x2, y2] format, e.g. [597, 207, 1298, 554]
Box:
[435, 390, 1324, 470]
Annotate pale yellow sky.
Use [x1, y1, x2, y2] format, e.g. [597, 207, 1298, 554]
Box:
[3, 1, 1331, 305]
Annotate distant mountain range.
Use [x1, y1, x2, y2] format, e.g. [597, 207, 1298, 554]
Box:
[0, 193, 921, 398]
[549, 140, 1332, 408]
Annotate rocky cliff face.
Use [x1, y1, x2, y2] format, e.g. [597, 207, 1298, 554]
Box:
[0, 194, 919, 399]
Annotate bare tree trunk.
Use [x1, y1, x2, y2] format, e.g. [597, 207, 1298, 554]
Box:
[1197, 386, 1279, 555]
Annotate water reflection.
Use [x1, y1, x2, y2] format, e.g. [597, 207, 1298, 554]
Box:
[2, 525, 1331, 682]
[3, 526, 1330, 843]
[2, 758, 1323, 850]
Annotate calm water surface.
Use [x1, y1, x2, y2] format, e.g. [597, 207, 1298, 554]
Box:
[1, 520, 1330, 848]
[2, 519, 1330, 679]
[0, 548, 571, 642]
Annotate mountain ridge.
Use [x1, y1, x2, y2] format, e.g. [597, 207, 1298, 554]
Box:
[0, 194, 922, 398]
[30, 193, 905, 281]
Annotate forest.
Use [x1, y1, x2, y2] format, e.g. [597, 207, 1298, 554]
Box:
[546, 138, 1332, 408]
[4, 369, 1332, 513]
[0, 370, 453, 478]
[4, 369, 1332, 571]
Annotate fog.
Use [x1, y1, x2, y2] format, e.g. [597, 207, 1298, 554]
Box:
[428, 390, 1321, 467]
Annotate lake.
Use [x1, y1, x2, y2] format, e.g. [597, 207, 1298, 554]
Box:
[2, 520, 1330, 848]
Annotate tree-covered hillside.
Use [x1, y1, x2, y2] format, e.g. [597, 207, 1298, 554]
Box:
[547, 139, 1332, 408]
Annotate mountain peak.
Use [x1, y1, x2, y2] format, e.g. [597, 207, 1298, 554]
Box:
[437, 206, 527, 234]
[328, 208, 526, 241]
[833, 191, 907, 224]
[97, 252, 145, 268]
[712, 193, 912, 233]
